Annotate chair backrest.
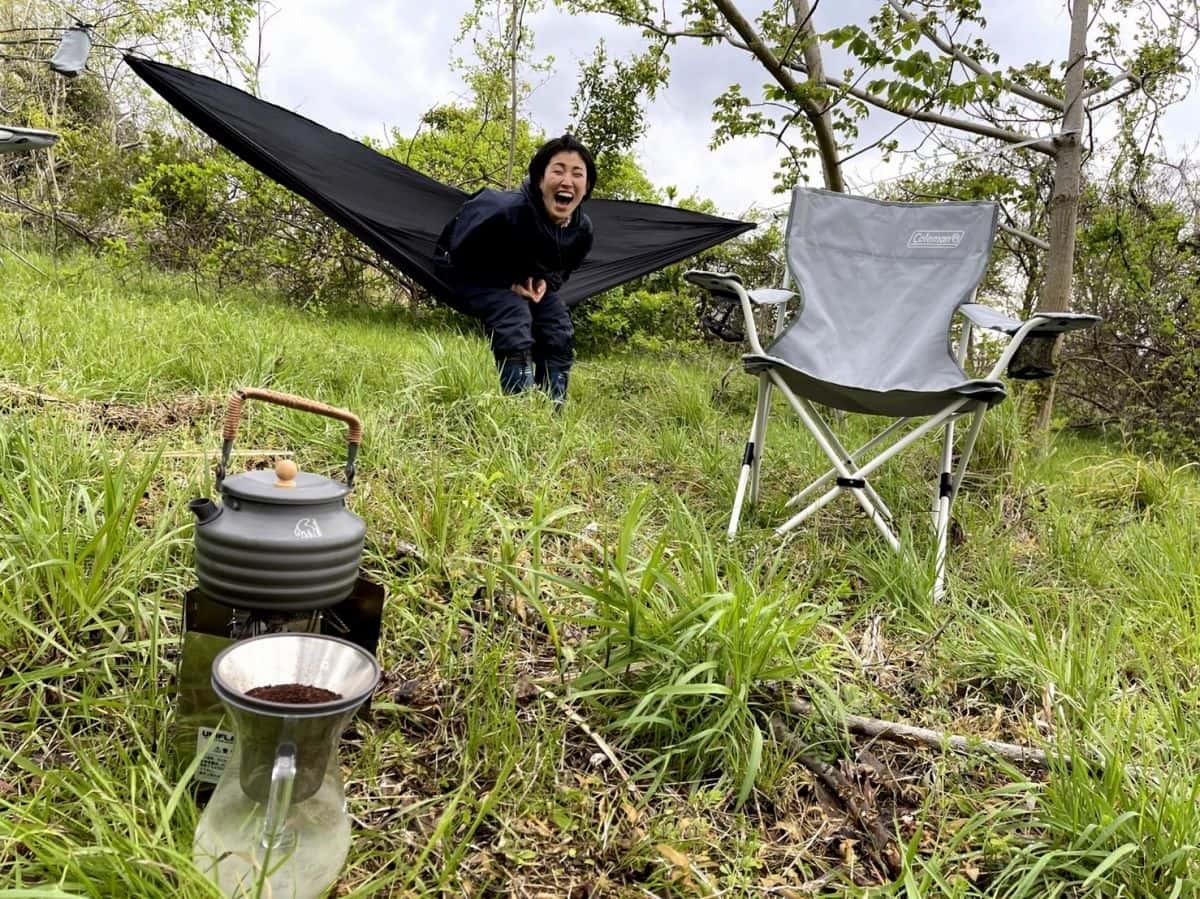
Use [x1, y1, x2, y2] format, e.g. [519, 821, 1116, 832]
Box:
[770, 188, 998, 393]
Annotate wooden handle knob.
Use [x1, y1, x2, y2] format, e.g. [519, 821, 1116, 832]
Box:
[274, 458, 298, 488]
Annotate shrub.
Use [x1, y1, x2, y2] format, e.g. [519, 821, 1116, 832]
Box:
[574, 287, 705, 353]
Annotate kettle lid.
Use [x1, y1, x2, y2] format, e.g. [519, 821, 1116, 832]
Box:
[221, 459, 349, 505]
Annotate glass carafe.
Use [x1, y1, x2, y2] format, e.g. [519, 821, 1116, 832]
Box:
[192, 633, 379, 898]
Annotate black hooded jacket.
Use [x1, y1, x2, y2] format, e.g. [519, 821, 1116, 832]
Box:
[434, 180, 594, 294]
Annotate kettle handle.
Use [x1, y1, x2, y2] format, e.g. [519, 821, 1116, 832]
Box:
[217, 388, 363, 489]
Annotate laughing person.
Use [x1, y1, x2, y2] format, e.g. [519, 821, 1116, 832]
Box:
[434, 135, 596, 407]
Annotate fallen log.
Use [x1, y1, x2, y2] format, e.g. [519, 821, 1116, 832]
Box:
[784, 696, 1053, 768]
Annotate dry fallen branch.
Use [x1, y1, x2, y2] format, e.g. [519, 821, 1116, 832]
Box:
[2, 382, 220, 435]
[0, 382, 71, 405]
[785, 696, 1054, 768]
[775, 696, 1172, 790]
[532, 683, 642, 800]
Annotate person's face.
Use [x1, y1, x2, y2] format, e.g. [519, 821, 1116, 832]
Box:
[539, 151, 589, 225]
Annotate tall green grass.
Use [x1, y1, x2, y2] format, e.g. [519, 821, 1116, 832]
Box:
[0, 253, 1197, 896]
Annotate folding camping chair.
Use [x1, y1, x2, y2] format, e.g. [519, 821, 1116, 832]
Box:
[686, 188, 1099, 600]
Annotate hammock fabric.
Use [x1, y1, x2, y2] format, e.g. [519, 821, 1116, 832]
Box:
[125, 56, 755, 309]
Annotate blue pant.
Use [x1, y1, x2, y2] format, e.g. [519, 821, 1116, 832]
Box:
[457, 286, 574, 364]
[457, 286, 574, 400]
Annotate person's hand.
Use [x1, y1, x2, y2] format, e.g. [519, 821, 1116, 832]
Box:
[511, 277, 547, 304]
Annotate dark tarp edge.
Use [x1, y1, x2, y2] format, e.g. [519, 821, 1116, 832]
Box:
[124, 55, 462, 306]
[124, 55, 756, 308]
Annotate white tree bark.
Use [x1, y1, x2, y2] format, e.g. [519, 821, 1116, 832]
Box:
[507, 0, 523, 189]
[1033, 0, 1090, 432]
[789, 0, 844, 192]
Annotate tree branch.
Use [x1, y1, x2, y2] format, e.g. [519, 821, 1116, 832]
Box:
[886, 0, 1065, 111]
[784, 696, 1056, 768]
[1079, 69, 1139, 100]
[1000, 223, 1051, 250]
[713, 0, 844, 190]
[592, 0, 1056, 155]
[811, 66, 1056, 154]
[770, 715, 901, 879]
[0, 193, 97, 245]
[580, 7, 728, 42]
[1085, 76, 1145, 113]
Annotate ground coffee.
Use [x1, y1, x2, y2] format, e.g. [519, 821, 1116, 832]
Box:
[245, 683, 342, 703]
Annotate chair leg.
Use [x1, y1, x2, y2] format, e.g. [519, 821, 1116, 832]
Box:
[932, 402, 986, 601]
[783, 417, 909, 514]
[950, 405, 987, 504]
[770, 374, 901, 549]
[748, 375, 772, 507]
[799, 409, 900, 522]
[932, 416, 956, 602]
[728, 376, 771, 540]
[780, 482, 902, 551]
[773, 378, 970, 556]
[934, 325, 981, 600]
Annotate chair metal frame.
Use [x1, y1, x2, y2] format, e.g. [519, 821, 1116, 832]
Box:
[686, 217, 1097, 600]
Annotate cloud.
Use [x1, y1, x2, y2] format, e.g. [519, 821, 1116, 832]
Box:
[256, 1, 461, 146]
[250, 1, 1200, 217]
[253, 0, 785, 214]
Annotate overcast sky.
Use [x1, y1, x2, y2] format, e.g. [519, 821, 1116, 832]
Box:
[249, 1, 1200, 219]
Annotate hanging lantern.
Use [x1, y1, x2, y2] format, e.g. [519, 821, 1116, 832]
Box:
[49, 23, 92, 77]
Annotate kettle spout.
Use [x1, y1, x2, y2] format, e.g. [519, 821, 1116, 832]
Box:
[189, 497, 221, 525]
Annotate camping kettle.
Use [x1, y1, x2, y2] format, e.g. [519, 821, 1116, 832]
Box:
[189, 388, 366, 611]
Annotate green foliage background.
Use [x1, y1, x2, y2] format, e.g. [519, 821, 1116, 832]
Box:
[2, 0, 1199, 454]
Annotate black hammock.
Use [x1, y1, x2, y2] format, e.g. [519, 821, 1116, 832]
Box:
[124, 56, 755, 310]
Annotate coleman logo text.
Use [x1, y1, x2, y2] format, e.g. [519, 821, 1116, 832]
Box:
[907, 230, 964, 249]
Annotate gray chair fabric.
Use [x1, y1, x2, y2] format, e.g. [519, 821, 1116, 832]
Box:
[744, 189, 1004, 416]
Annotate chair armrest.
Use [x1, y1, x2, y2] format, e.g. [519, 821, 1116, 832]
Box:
[960, 303, 1101, 335]
[684, 269, 743, 302]
[747, 288, 797, 306]
[963, 303, 1103, 382]
[684, 270, 796, 305]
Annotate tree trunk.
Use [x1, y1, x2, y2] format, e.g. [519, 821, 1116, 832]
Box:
[789, 0, 843, 192]
[713, 0, 844, 192]
[507, 0, 522, 189]
[1030, 0, 1089, 435]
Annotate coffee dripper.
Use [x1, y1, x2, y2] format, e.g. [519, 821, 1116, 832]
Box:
[193, 632, 379, 898]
